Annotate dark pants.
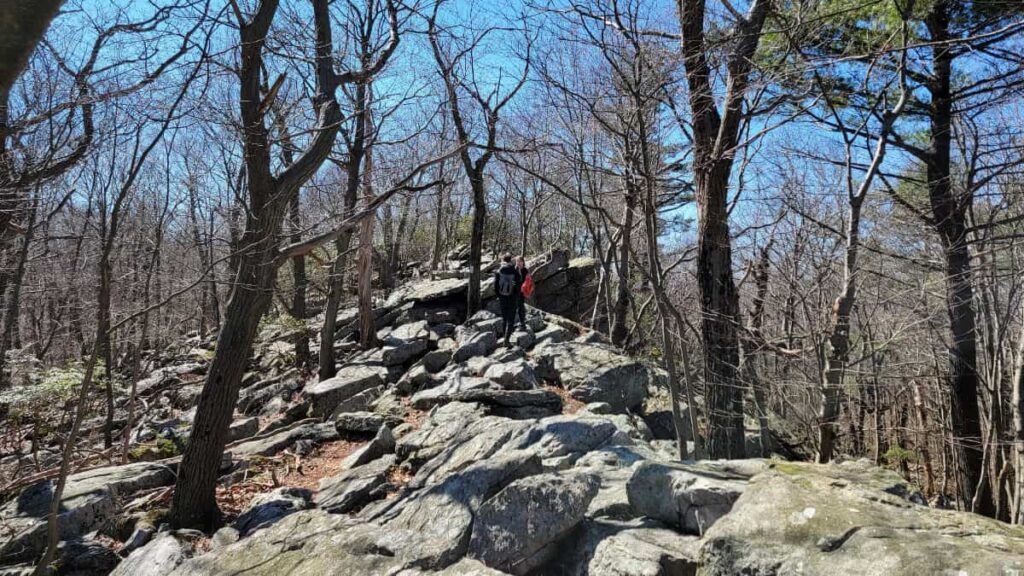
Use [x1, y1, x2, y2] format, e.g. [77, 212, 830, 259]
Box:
[515, 295, 527, 329]
[499, 296, 517, 342]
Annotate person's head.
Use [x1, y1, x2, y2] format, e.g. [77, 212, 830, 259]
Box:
[502, 252, 512, 263]
[516, 256, 525, 268]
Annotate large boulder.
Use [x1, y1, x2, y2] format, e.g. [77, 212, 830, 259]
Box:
[414, 386, 562, 420]
[0, 462, 175, 563]
[627, 461, 748, 536]
[533, 324, 572, 346]
[453, 331, 499, 363]
[397, 364, 435, 394]
[387, 320, 431, 343]
[381, 339, 429, 367]
[227, 416, 260, 442]
[112, 532, 195, 576]
[699, 460, 1024, 576]
[303, 365, 386, 418]
[234, 487, 313, 536]
[335, 411, 403, 435]
[135, 362, 204, 396]
[530, 256, 599, 323]
[574, 445, 660, 520]
[47, 535, 121, 576]
[413, 415, 618, 490]
[394, 278, 468, 305]
[507, 415, 620, 463]
[533, 342, 650, 413]
[318, 454, 397, 514]
[467, 310, 504, 338]
[407, 373, 561, 416]
[166, 511, 411, 575]
[410, 375, 496, 410]
[396, 402, 487, 467]
[381, 320, 431, 366]
[371, 450, 544, 569]
[643, 410, 692, 442]
[552, 518, 700, 576]
[411, 417, 534, 487]
[229, 421, 338, 458]
[342, 425, 396, 469]
[393, 557, 508, 575]
[508, 329, 534, 350]
[483, 359, 538, 390]
[420, 349, 453, 373]
[237, 374, 303, 416]
[467, 472, 600, 574]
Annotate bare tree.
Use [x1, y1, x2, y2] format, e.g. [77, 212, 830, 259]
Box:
[169, 0, 399, 529]
[676, 0, 771, 459]
[428, 0, 529, 315]
[317, 0, 394, 379]
[812, 29, 909, 462]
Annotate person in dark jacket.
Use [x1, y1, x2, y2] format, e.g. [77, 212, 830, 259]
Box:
[494, 253, 519, 346]
[514, 256, 529, 330]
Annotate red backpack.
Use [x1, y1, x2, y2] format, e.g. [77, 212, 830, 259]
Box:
[521, 273, 535, 298]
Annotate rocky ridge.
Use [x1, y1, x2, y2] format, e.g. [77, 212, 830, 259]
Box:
[2, 255, 1023, 575]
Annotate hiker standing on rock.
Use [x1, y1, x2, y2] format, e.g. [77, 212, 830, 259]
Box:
[515, 255, 531, 330]
[495, 253, 521, 346]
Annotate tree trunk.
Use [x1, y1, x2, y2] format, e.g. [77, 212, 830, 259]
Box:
[641, 195, 686, 459]
[0, 0, 65, 95]
[188, 184, 212, 336]
[357, 100, 377, 349]
[387, 192, 412, 286]
[289, 188, 310, 368]
[168, 242, 277, 528]
[913, 379, 936, 496]
[123, 216, 166, 462]
[380, 200, 395, 288]
[32, 342, 100, 576]
[318, 231, 354, 380]
[696, 165, 745, 459]
[610, 184, 635, 347]
[318, 77, 369, 380]
[97, 246, 115, 450]
[677, 0, 770, 459]
[746, 241, 773, 458]
[0, 192, 36, 387]
[925, 2, 991, 516]
[169, 0, 379, 526]
[944, 236, 990, 514]
[1012, 296, 1024, 522]
[430, 167, 447, 277]
[466, 172, 486, 315]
